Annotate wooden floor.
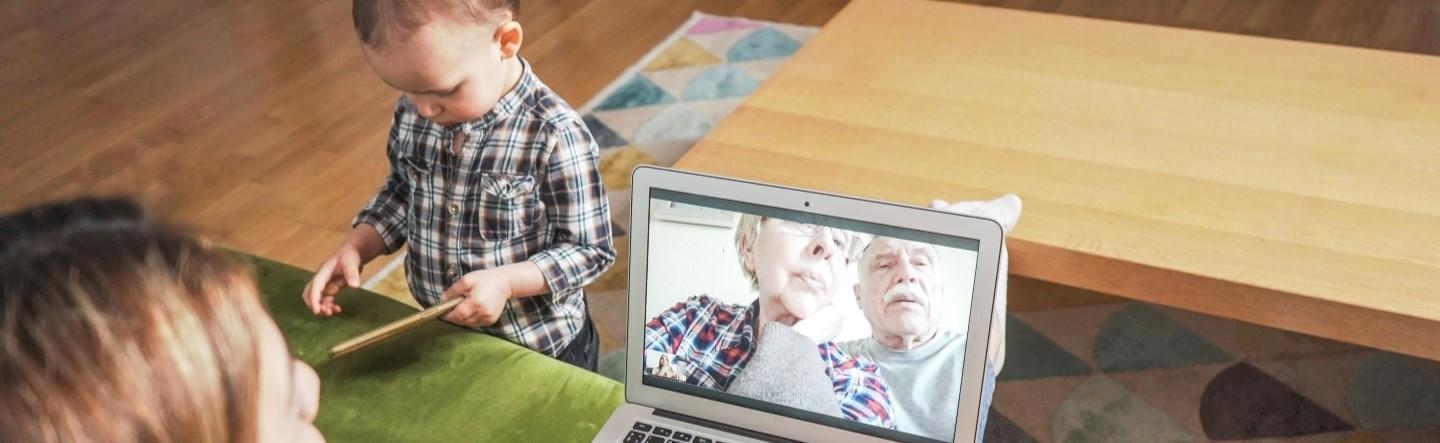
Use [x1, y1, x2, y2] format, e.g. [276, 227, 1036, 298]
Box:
[2, 0, 1436, 281]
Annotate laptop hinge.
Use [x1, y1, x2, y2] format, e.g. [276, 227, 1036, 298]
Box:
[652, 408, 802, 443]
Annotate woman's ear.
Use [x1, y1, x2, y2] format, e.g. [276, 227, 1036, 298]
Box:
[495, 20, 524, 59]
[740, 217, 763, 274]
[741, 240, 756, 274]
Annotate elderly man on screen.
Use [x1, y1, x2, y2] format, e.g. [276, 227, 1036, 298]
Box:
[842, 194, 1020, 441]
[839, 236, 996, 442]
[731, 195, 1020, 442]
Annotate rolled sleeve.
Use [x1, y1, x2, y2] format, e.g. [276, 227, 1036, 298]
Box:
[822, 343, 897, 429]
[352, 102, 411, 254]
[528, 119, 617, 295]
[353, 203, 406, 254]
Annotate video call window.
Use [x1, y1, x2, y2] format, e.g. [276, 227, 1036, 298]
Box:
[641, 189, 982, 443]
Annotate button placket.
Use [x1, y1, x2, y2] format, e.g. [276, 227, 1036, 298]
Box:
[441, 129, 467, 289]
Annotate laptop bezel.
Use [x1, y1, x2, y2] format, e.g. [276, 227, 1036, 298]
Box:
[626, 166, 1002, 443]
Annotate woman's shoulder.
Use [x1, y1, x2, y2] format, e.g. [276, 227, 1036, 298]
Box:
[647, 294, 751, 328]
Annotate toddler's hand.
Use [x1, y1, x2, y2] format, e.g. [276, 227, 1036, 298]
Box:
[441, 269, 513, 328]
[302, 244, 364, 317]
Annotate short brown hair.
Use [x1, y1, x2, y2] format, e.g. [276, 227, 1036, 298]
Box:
[0, 198, 271, 442]
[353, 0, 519, 47]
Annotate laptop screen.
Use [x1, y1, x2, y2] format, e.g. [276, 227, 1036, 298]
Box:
[641, 189, 983, 443]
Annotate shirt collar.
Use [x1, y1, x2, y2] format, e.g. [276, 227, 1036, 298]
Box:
[445, 56, 535, 134]
[743, 299, 761, 336]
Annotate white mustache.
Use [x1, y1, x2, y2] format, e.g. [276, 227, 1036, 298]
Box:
[883, 282, 928, 306]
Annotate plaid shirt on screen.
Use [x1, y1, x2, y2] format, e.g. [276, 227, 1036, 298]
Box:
[644, 295, 895, 428]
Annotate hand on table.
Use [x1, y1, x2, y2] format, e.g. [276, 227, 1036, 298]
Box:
[932, 193, 1022, 371]
[302, 244, 365, 317]
[930, 193, 1022, 232]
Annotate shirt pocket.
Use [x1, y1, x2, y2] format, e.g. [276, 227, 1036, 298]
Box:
[476, 173, 540, 242]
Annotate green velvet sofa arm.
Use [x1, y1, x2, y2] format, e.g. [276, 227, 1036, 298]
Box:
[249, 256, 623, 442]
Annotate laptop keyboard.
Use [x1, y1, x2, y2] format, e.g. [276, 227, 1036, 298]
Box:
[621, 420, 723, 443]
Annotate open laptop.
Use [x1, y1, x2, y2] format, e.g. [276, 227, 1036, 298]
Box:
[593, 167, 1003, 443]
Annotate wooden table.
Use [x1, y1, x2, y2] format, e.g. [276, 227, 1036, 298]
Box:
[675, 0, 1440, 360]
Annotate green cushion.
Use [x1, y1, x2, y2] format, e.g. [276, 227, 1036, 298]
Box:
[250, 256, 623, 442]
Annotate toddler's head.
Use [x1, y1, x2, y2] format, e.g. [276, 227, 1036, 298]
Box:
[353, 0, 522, 124]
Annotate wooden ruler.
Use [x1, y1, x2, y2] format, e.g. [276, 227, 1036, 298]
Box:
[327, 297, 465, 359]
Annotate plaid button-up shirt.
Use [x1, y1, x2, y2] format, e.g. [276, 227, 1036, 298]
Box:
[354, 59, 616, 356]
[645, 295, 895, 428]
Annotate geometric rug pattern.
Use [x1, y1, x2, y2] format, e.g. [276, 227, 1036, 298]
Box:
[365, 13, 1440, 443]
[582, 13, 818, 240]
[574, 13, 818, 356]
[992, 281, 1440, 442]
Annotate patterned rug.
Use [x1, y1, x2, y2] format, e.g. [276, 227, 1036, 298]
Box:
[986, 279, 1440, 442]
[363, 13, 1440, 442]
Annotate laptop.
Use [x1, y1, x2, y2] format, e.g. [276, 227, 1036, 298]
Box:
[593, 167, 1003, 443]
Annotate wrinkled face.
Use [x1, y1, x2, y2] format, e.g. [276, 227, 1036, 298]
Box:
[362, 21, 509, 125]
[747, 218, 854, 323]
[858, 237, 943, 340]
[256, 317, 323, 443]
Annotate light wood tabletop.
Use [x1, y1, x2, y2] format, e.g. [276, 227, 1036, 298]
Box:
[674, 0, 1440, 360]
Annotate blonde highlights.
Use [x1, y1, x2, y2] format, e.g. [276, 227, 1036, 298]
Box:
[0, 198, 270, 443]
[733, 214, 762, 289]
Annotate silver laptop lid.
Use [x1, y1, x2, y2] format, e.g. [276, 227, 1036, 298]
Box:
[626, 167, 1001, 443]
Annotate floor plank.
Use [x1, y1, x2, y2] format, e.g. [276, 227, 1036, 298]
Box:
[1, 0, 1434, 280]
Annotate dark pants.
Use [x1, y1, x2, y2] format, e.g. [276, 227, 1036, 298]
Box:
[554, 302, 599, 372]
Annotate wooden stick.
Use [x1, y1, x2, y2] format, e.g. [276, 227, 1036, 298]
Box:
[327, 297, 465, 359]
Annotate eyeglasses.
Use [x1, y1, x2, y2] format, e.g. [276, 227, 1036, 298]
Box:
[764, 218, 862, 263]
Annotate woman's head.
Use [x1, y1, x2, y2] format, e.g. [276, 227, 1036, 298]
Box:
[735, 214, 861, 324]
[0, 198, 322, 443]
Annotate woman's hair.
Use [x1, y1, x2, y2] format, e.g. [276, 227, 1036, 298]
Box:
[0, 197, 270, 443]
[733, 214, 763, 289]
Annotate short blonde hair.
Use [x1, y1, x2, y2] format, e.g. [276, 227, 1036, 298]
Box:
[732, 214, 868, 289]
[734, 214, 763, 289]
[0, 198, 271, 442]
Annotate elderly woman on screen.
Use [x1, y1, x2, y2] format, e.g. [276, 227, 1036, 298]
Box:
[643, 214, 895, 428]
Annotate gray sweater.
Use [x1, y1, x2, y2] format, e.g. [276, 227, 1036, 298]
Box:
[727, 322, 844, 418]
[839, 331, 968, 442]
[729, 323, 970, 442]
